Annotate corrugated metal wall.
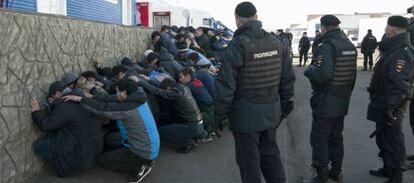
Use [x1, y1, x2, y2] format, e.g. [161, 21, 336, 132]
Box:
[67, 0, 122, 24]
[7, 0, 136, 25]
[8, 0, 37, 12]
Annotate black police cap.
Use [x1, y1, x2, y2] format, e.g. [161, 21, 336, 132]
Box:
[235, 1, 257, 18]
[320, 15, 341, 26]
[387, 16, 408, 29]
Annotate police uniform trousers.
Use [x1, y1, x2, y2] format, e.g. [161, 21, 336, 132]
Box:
[363, 53, 374, 68]
[376, 110, 406, 169]
[310, 116, 344, 168]
[410, 100, 414, 135]
[233, 128, 285, 183]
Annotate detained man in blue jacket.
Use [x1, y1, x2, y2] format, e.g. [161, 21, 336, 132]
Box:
[63, 79, 159, 183]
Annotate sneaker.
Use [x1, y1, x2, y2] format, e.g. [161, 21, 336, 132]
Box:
[128, 164, 153, 183]
[196, 134, 213, 144]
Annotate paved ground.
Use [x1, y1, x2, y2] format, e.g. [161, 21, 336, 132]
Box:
[28, 53, 414, 183]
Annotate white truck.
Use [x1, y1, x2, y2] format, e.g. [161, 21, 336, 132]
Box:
[136, 0, 216, 29]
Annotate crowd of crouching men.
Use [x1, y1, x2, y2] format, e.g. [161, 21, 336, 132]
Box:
[30, 25, 233, 182]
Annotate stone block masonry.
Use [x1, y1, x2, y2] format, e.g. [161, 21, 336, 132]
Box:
[0, 9, 152, 182]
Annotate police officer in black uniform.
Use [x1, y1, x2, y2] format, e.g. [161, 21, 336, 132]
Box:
[367, 16, 414, 183]
[214, 2, 295, 183]
[304, 15, 357, 183]
[406, 6, 414, 166]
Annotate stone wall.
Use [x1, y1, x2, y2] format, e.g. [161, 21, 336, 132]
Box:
[0, 9, 152, 182]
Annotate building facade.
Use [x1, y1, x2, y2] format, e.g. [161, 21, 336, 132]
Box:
[1, 0, 136, 25]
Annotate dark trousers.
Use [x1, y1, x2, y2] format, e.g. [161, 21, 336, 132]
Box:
[310, 116, 344, 168]
[375, 111, 406, 169]
[104, 132, 124, 151]
[158, 122, 204, 147]
[233, 128, 285, 183]
[33, 138, 54, 161]
[199, 104, 214, 134]
[299, 51, 308, 66]
[363, 53, 374, 68]
[97, 148, 151, 173]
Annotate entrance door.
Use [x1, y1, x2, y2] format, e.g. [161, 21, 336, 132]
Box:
[137, 2, 149, 27]
[153, 12, 170, 30]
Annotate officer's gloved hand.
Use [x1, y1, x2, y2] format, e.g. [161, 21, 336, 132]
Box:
[281, 100, 294, 119]
[386, 109, 397, 125]
[214, 114, 225, 138]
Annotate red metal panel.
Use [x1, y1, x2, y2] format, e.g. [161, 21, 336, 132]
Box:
[137, 2, 149, 27]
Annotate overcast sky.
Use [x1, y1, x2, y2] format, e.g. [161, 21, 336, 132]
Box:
[163, 0, 413, 30]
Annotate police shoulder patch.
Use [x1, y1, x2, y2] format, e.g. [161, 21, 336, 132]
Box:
[395, 60, 406, 72]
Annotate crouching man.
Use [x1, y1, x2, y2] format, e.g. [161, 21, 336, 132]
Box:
[63, 79, 160, 183]
[31, 81, 103, 177]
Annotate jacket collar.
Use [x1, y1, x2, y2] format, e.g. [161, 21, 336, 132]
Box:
[234, 21, 263, 37]
[379, 33, 409, 53]
[318, 29, 342, 43]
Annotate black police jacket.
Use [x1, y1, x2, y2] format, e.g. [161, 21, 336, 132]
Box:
[367, 33, 414, 123]
[215, 21, 295, 133]
[304, 29, 357, 118]
[361, 33, 377, 54]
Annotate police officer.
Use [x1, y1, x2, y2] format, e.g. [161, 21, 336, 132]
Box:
[214, 1, 295, 183]
[406, 6, 414, 167]
[361, 29, 378, 71]
[304, 15, 357, 183]
[367, 16, 413, 183]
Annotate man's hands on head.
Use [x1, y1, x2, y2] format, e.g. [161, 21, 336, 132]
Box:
[30, 99, 40, 112]
[62, 95, 82, 102]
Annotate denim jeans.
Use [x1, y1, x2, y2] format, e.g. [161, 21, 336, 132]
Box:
[158, 122, 204, 147]
[33, 138, 53, 161]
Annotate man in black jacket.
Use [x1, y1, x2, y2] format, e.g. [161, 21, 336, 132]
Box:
[367, 16, 413, 183]
[152, 31, 179, 60]
[304, 15, 357, 183]
[195, 27, 212, 53]
[299, 31, 311, 66]
[31, 81, 103, 177]
[361, 29, 378, 71]
[215, 2, 295, 183]
[138, 78, 211, 153]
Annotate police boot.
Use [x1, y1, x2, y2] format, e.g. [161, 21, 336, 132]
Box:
[369, 167, 391, 178]
[383, 168, 402, 183]
[312, 167, 329, 183]
[406, 154, 414, 161]
[329, 162, 343, 182]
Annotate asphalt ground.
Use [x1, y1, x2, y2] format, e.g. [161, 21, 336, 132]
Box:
[29, 52, 414, 183]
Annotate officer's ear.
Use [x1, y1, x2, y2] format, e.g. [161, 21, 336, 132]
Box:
[253, 14, 258, 20]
